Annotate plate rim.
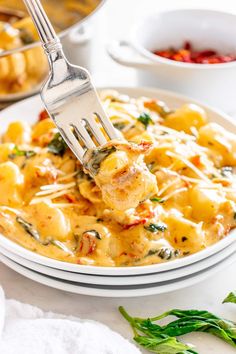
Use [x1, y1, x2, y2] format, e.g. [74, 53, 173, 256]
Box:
[0, 241, 235, 286]
[0, 251, 235, 297]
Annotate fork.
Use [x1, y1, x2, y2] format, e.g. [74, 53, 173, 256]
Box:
[23, 0, 119, 163]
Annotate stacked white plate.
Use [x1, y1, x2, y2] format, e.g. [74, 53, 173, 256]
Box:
[0, 87, 236, 297]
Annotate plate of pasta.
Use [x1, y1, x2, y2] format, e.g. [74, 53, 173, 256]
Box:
[0, 86, 235, 282]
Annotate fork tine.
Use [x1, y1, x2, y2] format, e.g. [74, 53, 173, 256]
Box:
[58, 126, 85, 162]
[85, 116, 107, 145]
[72, 122, 96, 149]
[93, 105, 119, 140]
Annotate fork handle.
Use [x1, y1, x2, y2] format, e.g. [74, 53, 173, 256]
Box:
[23, 0, 62, 53]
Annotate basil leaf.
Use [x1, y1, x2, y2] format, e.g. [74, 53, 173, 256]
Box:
[134, 334, 196, 354]
[119, 307, 197, 354]
[150, 197, 165, 203]
[137, 113, 153, 129]
[84, 146, 116, 175]
[144, 223, 167, 233]
[119, 306, 236, 354]
[223, 292, 236, 304]
[149, 309, 236, 348]
[16, 216, 40, 241]
[48, 133, 67, 156]
[9, 145, 36, 159]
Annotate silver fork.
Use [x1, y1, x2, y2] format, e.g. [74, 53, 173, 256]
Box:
[23, 0, 119, 163]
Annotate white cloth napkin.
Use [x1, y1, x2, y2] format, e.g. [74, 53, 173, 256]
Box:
[0, 287, 141, 354]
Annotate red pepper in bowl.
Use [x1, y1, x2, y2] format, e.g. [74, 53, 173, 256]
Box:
[153, 41, 236, 64]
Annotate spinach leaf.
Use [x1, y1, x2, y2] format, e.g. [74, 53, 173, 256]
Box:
[84, 146, 116, 175]
[137, 113, 153, 129]
[113, 122, 126, 131]
[16, 216, 40, 241]
[144, 223, 167, 233]
[16, 217, 74, 255]
[48, 133, 67, 156]
[9, 145, 36, 159]
[150, 197, 164, 203]
[146, 248, 179, 260]
[223, 292, 236, 304]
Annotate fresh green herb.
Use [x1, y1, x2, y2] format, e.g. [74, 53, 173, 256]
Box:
[220, 166, 233, 178]
[146, 248, 179, 260]
[9, 145, 36, 159]
[75, 169, 92, 187]
[16, 216, 74, 254]
[84, 146, 116, 175]
[144, 223, 167, 233]
[16, 216, 40, 241]
[119, 307, 197, 354]
[158, 248, 179, 260]
[82, 230, 101, 240]
[223, 292, 236, 304]
[134, 334, 196, 353]
[143, 309, 236, 348]
[119, 306, 236, 353]
[48, 133, 67, 156]
[150, 197, 164, 203]
[146, 249, 159, 257]
[137, 113, 153, 129]
[113, 122, 126, 131]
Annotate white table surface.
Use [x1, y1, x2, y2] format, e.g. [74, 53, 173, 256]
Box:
[1, 1, 236, 353]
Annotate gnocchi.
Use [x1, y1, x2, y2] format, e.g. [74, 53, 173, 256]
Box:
[0, 91, 235, 267]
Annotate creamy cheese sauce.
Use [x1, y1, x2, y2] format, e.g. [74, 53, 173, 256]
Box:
[0, 90, 235, 267]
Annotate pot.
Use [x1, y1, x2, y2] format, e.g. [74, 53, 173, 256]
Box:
[0, 0, 105, 104]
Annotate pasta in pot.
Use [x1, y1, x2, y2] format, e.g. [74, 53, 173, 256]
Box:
[0, 90, 235, 267]
[0, 18, 48, 95]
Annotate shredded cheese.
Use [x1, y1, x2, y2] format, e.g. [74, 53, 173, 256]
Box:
[166, 151, 211, 183]
[162, 187, 188, 202]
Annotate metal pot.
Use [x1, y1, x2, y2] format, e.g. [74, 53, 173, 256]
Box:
[0, 0, 105, 104]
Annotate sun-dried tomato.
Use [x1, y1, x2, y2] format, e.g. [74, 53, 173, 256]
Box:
[153, 41, 236, 64]
[38, 109, 49, 121]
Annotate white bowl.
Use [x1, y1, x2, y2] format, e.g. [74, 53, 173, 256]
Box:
[108, 9, 236, 111]
[1, 251, 235, 297]
[0, 86, 235, 276]
[0, 242, 235, 286]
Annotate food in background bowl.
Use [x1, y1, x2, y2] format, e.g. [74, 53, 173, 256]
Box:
[0, 90, 236, 267]
[0, 0, 102, 31]
[0, 0, 102, 98]
[107, 9, 236, 111]
[0, 17, 48, 94]
[154, 41, 236, 64]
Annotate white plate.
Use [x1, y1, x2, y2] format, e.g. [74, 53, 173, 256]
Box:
[0, 242, 235, 286]
[0, 87, 235, 276]
[0, 251, 235, 297]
